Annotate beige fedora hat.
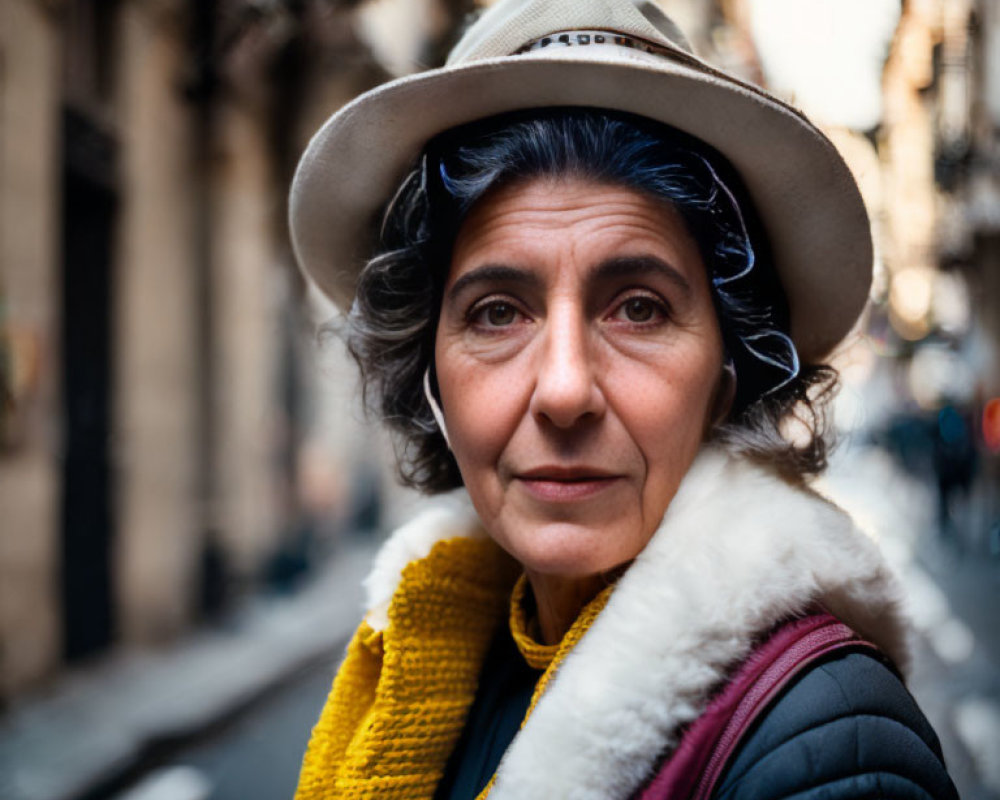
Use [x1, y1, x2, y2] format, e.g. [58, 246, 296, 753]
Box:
[289, 0, 872, 361]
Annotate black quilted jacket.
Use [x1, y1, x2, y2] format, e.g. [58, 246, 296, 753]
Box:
[714, 651, 959, 800]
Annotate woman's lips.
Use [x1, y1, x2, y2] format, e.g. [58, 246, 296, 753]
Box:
[514, 468, 623, 502]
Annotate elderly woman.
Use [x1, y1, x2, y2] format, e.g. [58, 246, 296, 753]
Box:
[290, 1, 958, 799]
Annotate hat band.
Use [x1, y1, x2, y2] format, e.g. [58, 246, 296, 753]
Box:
[513, 30, 678, 59]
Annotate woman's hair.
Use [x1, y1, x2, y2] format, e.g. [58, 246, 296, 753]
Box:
[346, 109, 839, 492]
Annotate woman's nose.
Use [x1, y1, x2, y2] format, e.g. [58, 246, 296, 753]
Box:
[529, 311, 606, 429]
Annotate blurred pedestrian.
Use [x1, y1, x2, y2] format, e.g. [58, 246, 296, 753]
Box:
[932, 402, 978, 541]
[289, 0, 958, 797]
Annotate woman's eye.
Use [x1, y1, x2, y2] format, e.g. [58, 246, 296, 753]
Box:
[486, 302, 517, 326]
[470, 300, 521, 328]
[613, 295, 666, 324]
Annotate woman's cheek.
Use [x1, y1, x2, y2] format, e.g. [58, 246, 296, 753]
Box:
[446, 362, 526, 462]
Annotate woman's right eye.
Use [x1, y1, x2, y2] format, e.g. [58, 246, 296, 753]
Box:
[470, 299, 521, 328]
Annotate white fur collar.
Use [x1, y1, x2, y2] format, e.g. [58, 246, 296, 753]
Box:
[362, 448, 909, 800]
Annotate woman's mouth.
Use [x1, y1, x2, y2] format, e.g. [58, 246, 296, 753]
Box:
[514, 467, 623, 502]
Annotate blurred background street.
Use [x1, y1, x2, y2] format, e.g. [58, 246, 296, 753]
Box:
[1, 1, 999, 798]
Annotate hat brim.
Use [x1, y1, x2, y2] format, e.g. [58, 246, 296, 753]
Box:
[290, 49, 872, 361]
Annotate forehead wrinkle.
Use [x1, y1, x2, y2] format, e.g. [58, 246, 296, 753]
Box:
[457, 175, 679, 232]
[462, 195, 674, 235]
[448, 177, 705, 293]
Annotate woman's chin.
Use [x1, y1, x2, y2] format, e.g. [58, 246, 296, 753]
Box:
[496, 519, 645, 580]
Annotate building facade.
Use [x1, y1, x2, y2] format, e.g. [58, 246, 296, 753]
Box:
[0, 0, 396, 698]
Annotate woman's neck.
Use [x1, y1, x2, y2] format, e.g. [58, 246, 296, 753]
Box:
[526, 571, 609, 645]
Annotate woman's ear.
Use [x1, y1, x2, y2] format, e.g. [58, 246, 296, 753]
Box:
[707, 359, 737, 431]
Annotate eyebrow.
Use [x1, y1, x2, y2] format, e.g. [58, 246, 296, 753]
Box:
[446, 264, 543, 301]
[445, 254, 694, 303]
[591, 255, 693, 298]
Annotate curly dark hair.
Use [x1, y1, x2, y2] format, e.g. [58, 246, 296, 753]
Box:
[345, 109, 839, 492]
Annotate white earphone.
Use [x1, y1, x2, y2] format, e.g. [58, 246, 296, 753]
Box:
[423, 367, 452, 449]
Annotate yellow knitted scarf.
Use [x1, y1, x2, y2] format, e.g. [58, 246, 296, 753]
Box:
[295, 536, 614, 799]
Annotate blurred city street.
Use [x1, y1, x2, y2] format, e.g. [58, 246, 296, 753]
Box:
[3, 1, 1000, 799]
[0, 538, 378, 800]
[822, 439, 1000, 800]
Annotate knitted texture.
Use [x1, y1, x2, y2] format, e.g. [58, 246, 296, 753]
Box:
[475, 574, 615, 799]
[295, 537, 520, 798]
[508, 573, 560, 670]
[296, 539, 615, 799]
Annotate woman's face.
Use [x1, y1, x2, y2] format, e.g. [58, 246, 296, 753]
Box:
[434, 176, 728, 579]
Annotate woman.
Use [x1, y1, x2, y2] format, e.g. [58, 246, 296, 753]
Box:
[290, 1, 958, 798]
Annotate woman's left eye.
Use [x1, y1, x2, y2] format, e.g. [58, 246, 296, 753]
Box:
[610, 295, 668, 324]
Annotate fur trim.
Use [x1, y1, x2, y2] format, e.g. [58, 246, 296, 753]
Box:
[362, 447, 909, 799]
